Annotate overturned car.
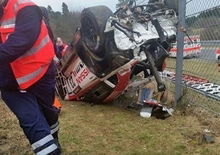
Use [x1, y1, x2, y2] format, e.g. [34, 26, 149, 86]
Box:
[55, 0, 178, 105]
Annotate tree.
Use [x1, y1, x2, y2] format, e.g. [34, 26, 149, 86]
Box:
[116, 0, 130, 8]
[44, 3, 81, 42]
[47, 5, 53, 13]
[186, 7, 220, 40]
[62, 2, 69, 15]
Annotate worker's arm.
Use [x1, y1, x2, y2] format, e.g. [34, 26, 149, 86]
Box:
[0, 6, 42, 63]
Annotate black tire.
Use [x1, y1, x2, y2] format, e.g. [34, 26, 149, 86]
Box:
[81, 6, 113, 61]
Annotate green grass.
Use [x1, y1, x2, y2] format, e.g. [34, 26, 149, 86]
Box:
[167, 58, 220, 84]
[180, 87, 220, 113]
[166, 58, 220, 113]
[1, 58, 220, 154]
[59, 102, 220, 154]
[1, 100, 220, 154]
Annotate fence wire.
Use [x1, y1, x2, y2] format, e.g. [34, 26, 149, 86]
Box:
[166, 0, 220, 113]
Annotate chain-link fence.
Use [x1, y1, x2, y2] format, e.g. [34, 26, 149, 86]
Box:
[166, 0, 220, 113]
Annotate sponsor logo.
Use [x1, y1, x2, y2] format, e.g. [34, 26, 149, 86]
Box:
[76, 68, 89, 84]
[73, 62, 84, 77]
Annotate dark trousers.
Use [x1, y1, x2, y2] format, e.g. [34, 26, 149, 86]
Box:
[1, 87, 60, 154]
[1, 62, 60, 154]
[1, 62, 60, 155]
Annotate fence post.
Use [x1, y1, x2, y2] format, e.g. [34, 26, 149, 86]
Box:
[175, 0, 186, 105]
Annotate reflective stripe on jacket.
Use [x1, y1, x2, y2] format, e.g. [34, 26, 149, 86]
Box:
[0, 0, 55, 89]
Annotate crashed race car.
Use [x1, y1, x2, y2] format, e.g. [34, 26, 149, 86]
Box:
[55, 0, 178, 110]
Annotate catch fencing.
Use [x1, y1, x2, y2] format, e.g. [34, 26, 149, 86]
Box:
[166, 0, 220, 114]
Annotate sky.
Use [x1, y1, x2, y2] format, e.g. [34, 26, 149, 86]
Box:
[32, 0, 119, 12]
[32, 0, 220, 15]
[186, 0, 220, 16]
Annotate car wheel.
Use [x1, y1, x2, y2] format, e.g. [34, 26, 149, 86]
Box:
[81, 6, 113, 61]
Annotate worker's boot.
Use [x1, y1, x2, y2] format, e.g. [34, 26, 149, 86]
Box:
[55, 138, 62, 154]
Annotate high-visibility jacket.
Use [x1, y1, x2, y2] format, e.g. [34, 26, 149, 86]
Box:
[53, 96, 62, 110]
[0, 0, 55, 90]
[61, 44, 68, 57]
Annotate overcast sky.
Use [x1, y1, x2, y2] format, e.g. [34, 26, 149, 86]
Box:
[186, 0, 220, 16]
[32, 0, 119, 12]
[31, 0, 220, 15]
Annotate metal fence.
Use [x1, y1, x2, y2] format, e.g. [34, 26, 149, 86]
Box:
[166, 0, 220, 113]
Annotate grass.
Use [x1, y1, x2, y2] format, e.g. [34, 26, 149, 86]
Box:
[167, 58, 220, 84]
[179, 86, 220, 113]
[166, 57, 220, 113]
[0, 57, 220, 155]
[59, 101, 220, 155]
[1, 100, 220, 155]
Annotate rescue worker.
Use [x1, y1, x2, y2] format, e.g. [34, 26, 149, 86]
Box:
[56, 37, 68, 59]
[0, 0, 61, 154]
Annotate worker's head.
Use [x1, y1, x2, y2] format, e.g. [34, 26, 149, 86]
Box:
[56, 37, 63, 46]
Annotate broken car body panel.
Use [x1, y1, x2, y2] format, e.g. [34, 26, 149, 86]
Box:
[55, 0, 178, 104]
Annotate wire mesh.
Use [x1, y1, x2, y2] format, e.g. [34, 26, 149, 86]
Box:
[166, 0, 220, 113]
[185, 0, 220, 84]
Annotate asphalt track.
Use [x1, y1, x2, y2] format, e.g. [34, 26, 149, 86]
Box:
[199, 41, 220, 61]
[199, 49, 216, 61]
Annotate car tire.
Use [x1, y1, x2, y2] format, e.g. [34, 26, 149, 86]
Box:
[81, 6, 113, 61]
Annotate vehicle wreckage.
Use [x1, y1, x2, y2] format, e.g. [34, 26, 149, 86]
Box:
[55, 0, 178, 117]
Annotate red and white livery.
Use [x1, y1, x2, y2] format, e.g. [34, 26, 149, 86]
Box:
[170, 35, 201, 58]
[216, 49, 220, 60]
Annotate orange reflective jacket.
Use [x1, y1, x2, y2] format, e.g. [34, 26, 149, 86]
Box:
[61, 44, 68, 57]
[0, 0, 55, 90]
[53, 96, 62, 110]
